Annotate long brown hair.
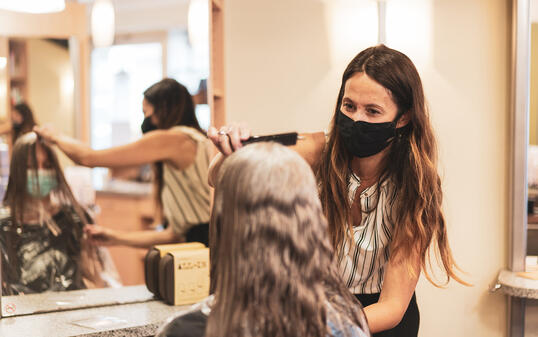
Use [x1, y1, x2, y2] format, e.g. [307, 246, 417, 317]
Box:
[207, 143, 370, 337]
[3, 133, 89, 279]
[317, 45, 467, 286]
[12, 102, 37, 144]
[143, 78, 204, 215]
[4, 132, 87, 226]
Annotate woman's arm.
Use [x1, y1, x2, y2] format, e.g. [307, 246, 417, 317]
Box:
[35, 126, 196, 169]
[85, 225, 182, 249]
[363, 255, 420, 333]
[0, 121, 11, 135]
[207, 124, 326, 187]
[289, 131, 326, 167]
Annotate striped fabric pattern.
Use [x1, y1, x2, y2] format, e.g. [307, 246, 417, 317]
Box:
[337, 173, 397, 294]
[161, 126, 212, 235]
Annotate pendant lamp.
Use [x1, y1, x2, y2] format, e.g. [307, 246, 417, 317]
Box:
[0, 0, 65, 13]
[91, 0, 115, 48]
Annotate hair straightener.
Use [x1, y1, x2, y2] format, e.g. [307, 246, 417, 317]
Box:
[240, 132, 302, 146]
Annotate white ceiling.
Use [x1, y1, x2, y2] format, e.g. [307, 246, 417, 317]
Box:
[75, 0, 189, 11]
[74, 0, 190, 33]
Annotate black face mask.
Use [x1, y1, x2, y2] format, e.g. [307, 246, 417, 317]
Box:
[336, 111, 404, 158]
[141, 116, 158, 134]
[12, 121, 22, 133]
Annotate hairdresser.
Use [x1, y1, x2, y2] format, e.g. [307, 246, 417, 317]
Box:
[34, 78, 212, 248]
[208, 45, 468, 336]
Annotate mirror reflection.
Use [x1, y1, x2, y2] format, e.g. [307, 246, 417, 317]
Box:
[528, 1, 538, 262]
[0, 0, 211, 317]
[0, 37, 82, 296]
[0, 132, 114, 295]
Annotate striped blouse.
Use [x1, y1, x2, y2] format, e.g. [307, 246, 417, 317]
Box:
[161, 126, 212, 235]
[337, 172, 397, 294]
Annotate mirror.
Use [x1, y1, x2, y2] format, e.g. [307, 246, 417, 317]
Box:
[508, 0, 538, 336]
[0, 0, 210, 318]
[527, 1, 538, 260]
[0, 35, 86, 317]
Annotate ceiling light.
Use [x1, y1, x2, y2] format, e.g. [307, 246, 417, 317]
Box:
[188, 0, 209, 53]
[0, 0, 65, 14]
[91, 0, 115, 48]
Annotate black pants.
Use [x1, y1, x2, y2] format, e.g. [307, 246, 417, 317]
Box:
[355, 292, 419, 337]
[185, 223, 209, 246]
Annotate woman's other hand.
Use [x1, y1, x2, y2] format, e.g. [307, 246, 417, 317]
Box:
[33, 125, 58, 145]
[84, 225, 120, 246]
[208, 122, 251, 155]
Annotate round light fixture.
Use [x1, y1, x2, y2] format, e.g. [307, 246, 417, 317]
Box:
[91, 0, 115, 48]
[187, 0, 209, 54]
[0, 0, 65, 13]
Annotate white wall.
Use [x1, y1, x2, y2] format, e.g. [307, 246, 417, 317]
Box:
[412, 1, 510, 336]
[113, 0, 189, 34]
[224, 0, 510, 336]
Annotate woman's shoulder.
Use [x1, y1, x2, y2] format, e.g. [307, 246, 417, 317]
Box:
[168, 126, 207, 141]
[325, 301, 369, 337]
[0, 209, 13, 240]
[156, 295, 213, 337]
[156, 310, 207, 337]
[0, 206, 12, 223]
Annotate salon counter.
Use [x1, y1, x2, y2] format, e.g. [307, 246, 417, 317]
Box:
[0, 286, 190, 337]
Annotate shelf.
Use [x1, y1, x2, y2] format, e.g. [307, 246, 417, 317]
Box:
[497, 269, 538, 299]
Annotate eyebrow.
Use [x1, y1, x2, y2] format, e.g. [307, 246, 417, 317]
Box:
[342, 97, 386, 112]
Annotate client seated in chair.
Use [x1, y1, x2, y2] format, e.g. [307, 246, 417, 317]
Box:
[1, 132, 107, 295]
[157, 142, 371, 337]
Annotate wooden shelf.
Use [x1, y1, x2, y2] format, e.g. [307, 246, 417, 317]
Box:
[8, 39, 28, 105]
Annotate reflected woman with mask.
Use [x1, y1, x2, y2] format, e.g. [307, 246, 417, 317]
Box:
[34, 78, 211, 248]
[1, 133, 98, 295]
[0, 102, 38, 144]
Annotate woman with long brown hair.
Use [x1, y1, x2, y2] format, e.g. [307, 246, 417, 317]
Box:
[35, 78, 212, 248]
[158, 142, 370, 337]
[0, 101, 38, 144]
[208, 45, 468, 336]
[1, 132, 102, 294]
